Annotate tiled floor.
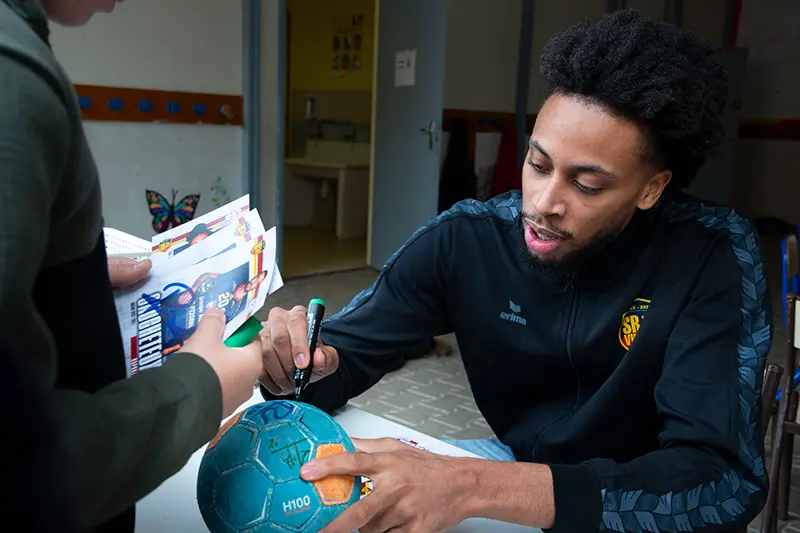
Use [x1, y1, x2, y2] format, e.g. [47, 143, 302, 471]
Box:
[259, 231, 797, 532]
[282, 227, 367, 278]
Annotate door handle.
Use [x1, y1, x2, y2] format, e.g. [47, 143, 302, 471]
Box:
[419, 119, 437, 150]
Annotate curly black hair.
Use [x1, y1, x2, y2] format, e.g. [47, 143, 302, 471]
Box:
[539, 9, 729, 189]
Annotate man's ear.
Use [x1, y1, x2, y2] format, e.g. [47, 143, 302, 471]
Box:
[637, 170, 672, 210]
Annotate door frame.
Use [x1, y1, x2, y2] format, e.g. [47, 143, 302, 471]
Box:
[365, 0, 381, 266]
[242, 0, 261, 232]
[243, 0, 287, 271]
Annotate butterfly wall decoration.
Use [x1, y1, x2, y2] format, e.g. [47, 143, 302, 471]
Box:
[146, 189, 201, 233]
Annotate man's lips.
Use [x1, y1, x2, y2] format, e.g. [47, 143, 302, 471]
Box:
[524, 220, 566, 241]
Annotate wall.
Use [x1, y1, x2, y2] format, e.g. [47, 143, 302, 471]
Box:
[48, 0, 244, 239]
[442, 0, 729, 113]
[733, 0, 800, 225]
[443, 0, 520, 113]
[441, 0, 800, 221]
[440, 0, 733, 199]
[288, 0, 374, 92]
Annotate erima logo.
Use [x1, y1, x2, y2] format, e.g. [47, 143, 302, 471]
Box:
[500, 300, 527, 325]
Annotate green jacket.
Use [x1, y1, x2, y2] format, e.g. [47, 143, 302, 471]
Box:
[0, 1, 223, 530]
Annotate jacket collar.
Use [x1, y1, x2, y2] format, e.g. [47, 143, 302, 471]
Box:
[2, 0, 50, 43]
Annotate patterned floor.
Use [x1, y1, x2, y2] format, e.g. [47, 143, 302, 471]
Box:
[259, 231, 797, 532]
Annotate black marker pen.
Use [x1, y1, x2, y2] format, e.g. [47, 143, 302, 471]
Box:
[294, 298, 325, 401]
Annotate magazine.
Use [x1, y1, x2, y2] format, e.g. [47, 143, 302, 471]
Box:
[106, 196, 283, 376]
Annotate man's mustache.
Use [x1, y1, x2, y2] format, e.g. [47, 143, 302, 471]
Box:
[521, 211, 573, 240]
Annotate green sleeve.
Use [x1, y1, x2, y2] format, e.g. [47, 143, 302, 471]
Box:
[0, 52, 224, 530]
[55, 353, 223, 530]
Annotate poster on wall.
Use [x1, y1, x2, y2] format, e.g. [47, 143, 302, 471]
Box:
[331, 13, 364, 72]
[395, 49, 416, 87]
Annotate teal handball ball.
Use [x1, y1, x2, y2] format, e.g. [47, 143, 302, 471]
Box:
[197, 400, 361, 533]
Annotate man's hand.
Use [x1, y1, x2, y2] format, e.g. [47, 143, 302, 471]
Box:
[299, 438, 471, 533]
[107, 257, 152, 288]
[258, 306, 339, 395]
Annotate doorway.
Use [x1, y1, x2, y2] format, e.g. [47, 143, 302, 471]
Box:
[274, 0, 449, 277]
[280, 0, 374, 278]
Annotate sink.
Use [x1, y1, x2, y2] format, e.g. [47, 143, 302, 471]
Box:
[283, 140, 371, 240]
[284, 140, 370, 171]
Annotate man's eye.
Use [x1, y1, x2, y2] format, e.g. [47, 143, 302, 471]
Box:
[574, 181, 602, 195]
[527, 160, 547, 173]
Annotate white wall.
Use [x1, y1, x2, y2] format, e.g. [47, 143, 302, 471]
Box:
[443, 0, 520, 113]
[50, 0, 242, 94]
[441, 0, 800, 224]
[442, 0, 729, 113]
[48, 0, 245, 239]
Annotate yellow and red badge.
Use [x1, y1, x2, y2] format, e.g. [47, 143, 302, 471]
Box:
[618, 298, 650, 350]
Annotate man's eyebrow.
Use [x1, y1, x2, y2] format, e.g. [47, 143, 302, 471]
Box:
[529, 139, 616, 178]
[529, 139, 551, 160]
[574, 164, 616, 178]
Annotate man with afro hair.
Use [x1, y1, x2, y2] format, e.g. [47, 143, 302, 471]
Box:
[259, 9, 770, 533]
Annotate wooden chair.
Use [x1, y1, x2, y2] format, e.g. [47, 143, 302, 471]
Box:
[736, 361, 780, 533]
[781, 233, 799, 328]
[764, 362, 786, 439]
[762, 292, 800, 533]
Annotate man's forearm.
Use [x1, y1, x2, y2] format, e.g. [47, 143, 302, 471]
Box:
[455, 458, 555, 529]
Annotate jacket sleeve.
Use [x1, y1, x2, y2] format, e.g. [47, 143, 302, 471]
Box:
[54, 354, 223, 529]
[261, 217, 454, 412]
[0, 54, 224, 530]
[548, 235, 771, 533]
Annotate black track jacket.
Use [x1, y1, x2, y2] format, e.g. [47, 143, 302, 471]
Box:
[262, 190, 771, 533]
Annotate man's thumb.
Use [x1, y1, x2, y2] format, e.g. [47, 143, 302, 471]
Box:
[195, 307, 226, 340]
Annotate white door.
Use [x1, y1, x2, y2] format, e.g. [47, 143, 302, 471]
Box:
[369, 0, 448, 268]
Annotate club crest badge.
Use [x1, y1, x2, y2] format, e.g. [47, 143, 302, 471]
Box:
[618, 298, 650, 350]
[360, 477, 374, 499]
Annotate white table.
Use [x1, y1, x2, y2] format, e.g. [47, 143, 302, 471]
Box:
[136, 390, 539, 532]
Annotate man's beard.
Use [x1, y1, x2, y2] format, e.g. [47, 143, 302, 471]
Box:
[516, 213, 630, 285]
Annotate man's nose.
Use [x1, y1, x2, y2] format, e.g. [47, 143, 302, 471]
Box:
[533, 177, 567, 218]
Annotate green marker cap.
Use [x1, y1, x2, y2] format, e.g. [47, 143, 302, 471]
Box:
[309, 298, 326, 307]
[224, 316, 263, 348]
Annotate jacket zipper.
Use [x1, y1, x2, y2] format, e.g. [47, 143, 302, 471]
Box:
[530, 278, 582, 461]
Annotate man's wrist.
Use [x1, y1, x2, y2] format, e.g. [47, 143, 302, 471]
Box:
[447, 458, 484, 522]
[453, 458, 555, 529]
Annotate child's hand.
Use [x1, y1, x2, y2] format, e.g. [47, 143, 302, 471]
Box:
[107, 257, 152, 288]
